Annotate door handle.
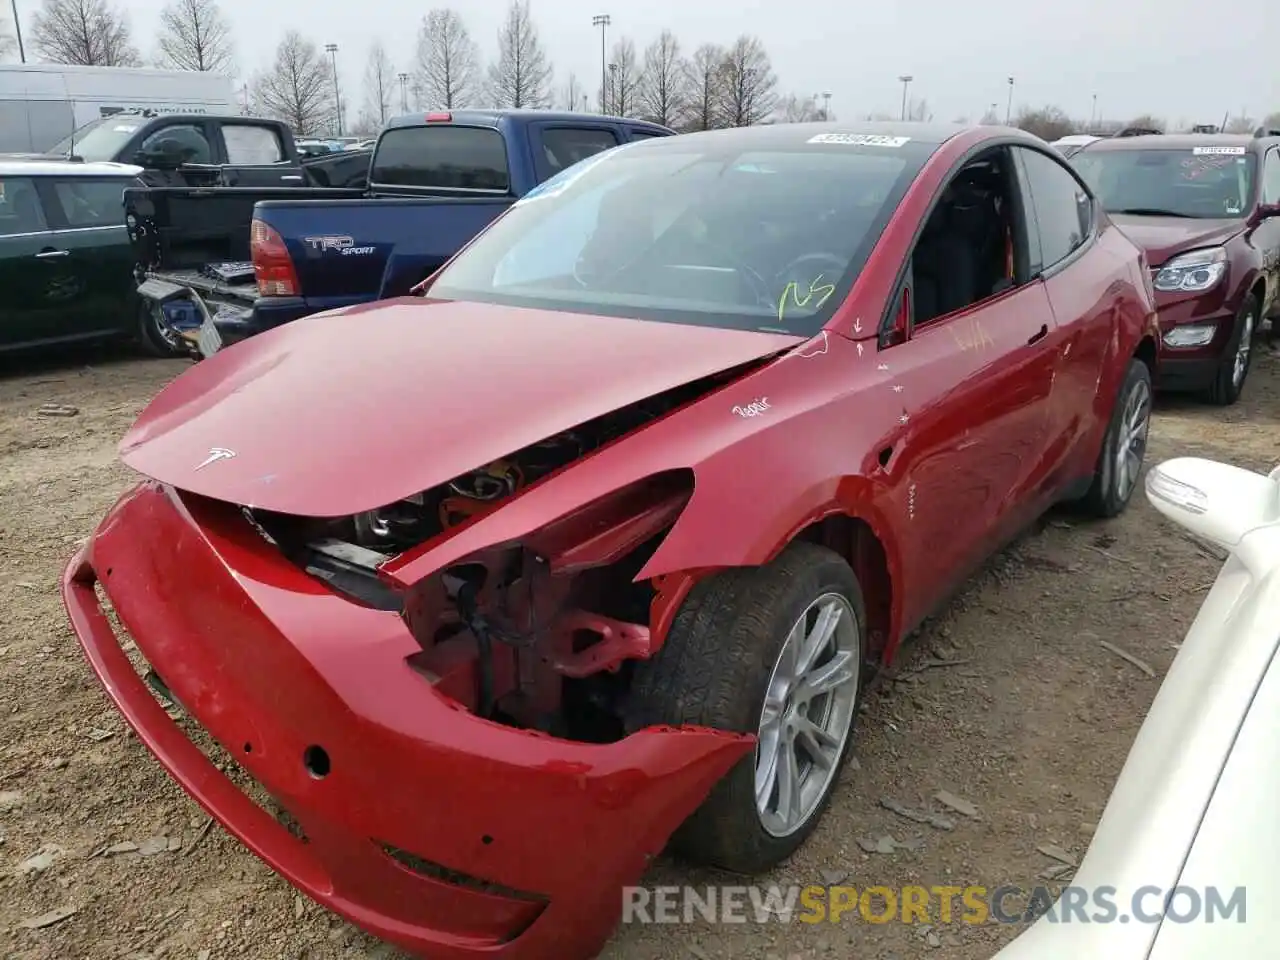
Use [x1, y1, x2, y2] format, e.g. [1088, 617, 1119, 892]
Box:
[1027, 323, 1048, 345]
[281, 175, 304, 182]
[35, 248, 68, 259]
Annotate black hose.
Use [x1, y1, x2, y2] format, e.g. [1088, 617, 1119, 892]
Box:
[456, 582, 494, 718]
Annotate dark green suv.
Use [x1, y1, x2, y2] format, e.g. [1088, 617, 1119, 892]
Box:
[0, 160, 178, 356]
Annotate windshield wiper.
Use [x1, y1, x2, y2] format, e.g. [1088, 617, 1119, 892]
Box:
[1111, 207, 1194, 218]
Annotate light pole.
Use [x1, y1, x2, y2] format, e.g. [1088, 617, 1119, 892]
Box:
[325, 44, 342, 137]
[398, 73, 409, 113]
[592, 14, 610, 113]
[822, 92, 832, 121]
[1090, 93, 1098, 130]
[607, 62, 618, 115]
[9, 0, 25, 62]
[898, 75, 913, 121]
[1005, 76, 1014, 125]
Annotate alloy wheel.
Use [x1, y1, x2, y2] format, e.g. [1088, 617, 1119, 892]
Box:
[1113, 375, 1151, 503]
[755, 592, 860, 838]
[1233, 309, 1255, 388]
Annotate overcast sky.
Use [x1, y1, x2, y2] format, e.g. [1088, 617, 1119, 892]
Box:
[16, 0, 1280, 124]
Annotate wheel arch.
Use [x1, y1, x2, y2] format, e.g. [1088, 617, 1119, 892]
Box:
[1134, 333, 1158, 380]
[643, 494, 902, 666]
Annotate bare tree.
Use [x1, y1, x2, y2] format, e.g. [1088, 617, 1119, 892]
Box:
[907, 98, 933, 123]
[607, 37, 640, 117]
[486, 0, 552, 109]
[1223, 114, 1255, 134]
[31, 0, 141, 66]
[413, 8, 480, 109]
[1, 13, 16, 59]
[978, 107, 1000, 125]
[1125, 114, 1167, 133]
[719, 35, 777, 127]
[358, 40, 394, 131]
[685, 43, 726, 131]
[1261, 112, 1280, 132]
[1013, 105, 1075, 141]
[155, 0, 233, 72]
[250, 31, 336, 137]
[637, 30, 687, 127]
[561, 73, 584, 111]
[775, 93, 822, 124]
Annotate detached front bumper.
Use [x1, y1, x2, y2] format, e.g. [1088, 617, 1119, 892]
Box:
[61, 481, 750, 960]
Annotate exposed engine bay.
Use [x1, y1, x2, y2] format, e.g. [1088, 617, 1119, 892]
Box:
[244, 364, 764, 742]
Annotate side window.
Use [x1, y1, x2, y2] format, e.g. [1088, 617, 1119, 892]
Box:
[223, 124, 285, 165]
[139, 124, 212, 164]
[1017, 147, 1092, 269]
[1263, 150, 1280, 205]
[0, 177, 47, 235]
[627, 130, 666, 141]
[540, 127, 620, 177]
[910, 150, 1022, 327]
[50, 178, 129, 228]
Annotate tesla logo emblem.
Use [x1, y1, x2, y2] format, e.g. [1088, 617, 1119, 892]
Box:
[195, 447, 236, 470]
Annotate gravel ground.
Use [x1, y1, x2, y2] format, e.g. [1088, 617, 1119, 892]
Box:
[2, 343, 1278, 960]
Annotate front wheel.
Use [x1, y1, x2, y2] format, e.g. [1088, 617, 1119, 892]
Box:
[1079, 358, 1153, 518]
[624, 542, 866, 874]
[1207, 294, 1258, 406]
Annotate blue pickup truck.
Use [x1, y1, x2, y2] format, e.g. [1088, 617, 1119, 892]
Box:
[126, 109, 674, 357]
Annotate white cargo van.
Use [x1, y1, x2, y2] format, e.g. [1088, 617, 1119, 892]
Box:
[0, 63, 236, 154]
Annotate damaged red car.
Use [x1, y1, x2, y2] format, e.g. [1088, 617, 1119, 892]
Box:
[63, 122, 1160, 960]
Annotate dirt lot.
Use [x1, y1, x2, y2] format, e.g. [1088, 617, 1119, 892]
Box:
[2, 344, 1278, 960]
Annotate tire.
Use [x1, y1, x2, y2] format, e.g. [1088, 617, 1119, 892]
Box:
[624, 541, 866, 874]
[137, 300, 186, 358]
[1079, 358, 1153, 518]
[1206, 294, 1258, 406]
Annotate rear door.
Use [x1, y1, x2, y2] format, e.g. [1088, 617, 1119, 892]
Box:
[0, 175, 57, 348]
[36, 174, 139, 337]
[528, 123, 623, 184]
[1014, 145, 1131, 489]
[216, 122, 307, 188]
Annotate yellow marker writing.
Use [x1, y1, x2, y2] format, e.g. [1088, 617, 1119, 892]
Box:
[777, 275, 837, 322]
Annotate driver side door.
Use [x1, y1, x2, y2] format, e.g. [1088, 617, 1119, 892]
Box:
[878, 148, 1060, 625]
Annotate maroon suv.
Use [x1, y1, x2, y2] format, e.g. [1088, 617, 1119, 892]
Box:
[1072, 133, 1280, 404]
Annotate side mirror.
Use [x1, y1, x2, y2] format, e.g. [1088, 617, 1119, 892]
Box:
[879, 286, 910, 348]
[1145, 457, 1280, 551]
[1256, 202, 1280, 221]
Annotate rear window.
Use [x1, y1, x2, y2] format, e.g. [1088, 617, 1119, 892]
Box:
[371, 125, 510, 191]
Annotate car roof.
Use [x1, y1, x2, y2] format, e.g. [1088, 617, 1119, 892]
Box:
[384, 108, 675, 134]
[0, 159, 143, 177]
[609, 120, 989, 152]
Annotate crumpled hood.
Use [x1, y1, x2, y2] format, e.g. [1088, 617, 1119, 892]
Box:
[120, 298, 804, 516]
[1109, 214, 1244, 266]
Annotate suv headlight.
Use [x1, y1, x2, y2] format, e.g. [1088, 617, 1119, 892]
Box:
[1152, 247, 1226, 293]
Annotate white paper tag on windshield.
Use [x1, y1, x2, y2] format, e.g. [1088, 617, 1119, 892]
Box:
[809, 133, 910, 147]
[1192, 146, 1245, 155]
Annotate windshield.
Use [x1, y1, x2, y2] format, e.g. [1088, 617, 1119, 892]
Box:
[1072, 147, 1258, 219]
[47, 116, 144, 160]
[426, 138, 925, 335]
